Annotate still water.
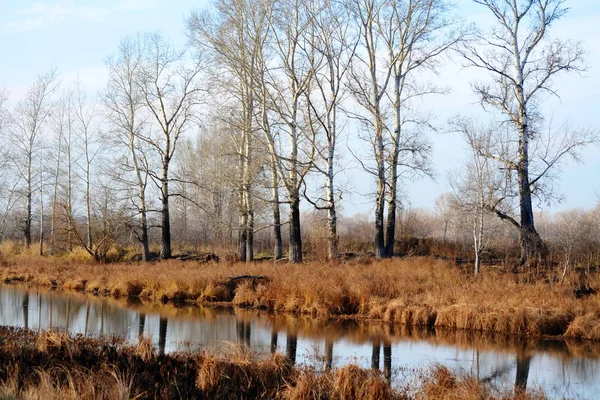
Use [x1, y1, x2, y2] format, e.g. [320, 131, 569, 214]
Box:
[0, 284, 599, 399]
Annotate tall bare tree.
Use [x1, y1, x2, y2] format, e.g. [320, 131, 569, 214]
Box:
[349, 0, 461, 258]
[459, 0, 591, 264]
[104, 35, 151, 261]
[303, 0, 358, 260]
[138, 32, 203, 260]
[188, 0, 273, 262]
[8, 70, 58, 248]
[0, 89, 20, 240]
[264, 0, 316, 263]
[73, 81, 100, 253]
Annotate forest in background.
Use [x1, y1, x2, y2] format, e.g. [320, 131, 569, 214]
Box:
[0, 0, 597, 273]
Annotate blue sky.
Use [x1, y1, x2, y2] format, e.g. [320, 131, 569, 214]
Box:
[1, 0, 598, 217]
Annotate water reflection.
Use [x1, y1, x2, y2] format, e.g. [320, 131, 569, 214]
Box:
[0, 284, 599, 398]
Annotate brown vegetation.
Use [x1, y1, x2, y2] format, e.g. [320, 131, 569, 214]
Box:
[416, 366, 547, 400]
[1, 249, 600, 340]
[0, 327, 551, 400]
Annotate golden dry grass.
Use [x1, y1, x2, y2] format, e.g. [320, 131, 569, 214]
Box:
[416, 366, 548, 400]
[1, 254, 600, 339]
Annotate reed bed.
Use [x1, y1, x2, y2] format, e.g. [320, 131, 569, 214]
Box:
[1, 253, 599, 339]
[0, 327, 551, 400]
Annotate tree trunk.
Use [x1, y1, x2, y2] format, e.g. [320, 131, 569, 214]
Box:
[289, 196, 302, 263]
[517, 141, 547, 264]
[270, 156, 283, 260]
[50, 133, 62, 256]
[160, 165, 172, 260]
[374, 117, 386, 259]
[374, 175, 386, 259]
[25, 155, 32, 248]
[515, 50, 548, 265]
[242, 126, 254, 262]
[385, 72, 402, 258]
[66, 124, 73, 251]
[246, 208, 254, 262]
[384, 192, 397, 258]
[140, 214, 150, 262]
[237, 145, 247, 261]
[85, 141, 93, 250]
[39, 163, 44, 257]
[326, 148, 339, 260]
[238, 212, 248, 262]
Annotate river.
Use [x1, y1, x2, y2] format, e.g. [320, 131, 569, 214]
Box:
[0, 284, 598, 399]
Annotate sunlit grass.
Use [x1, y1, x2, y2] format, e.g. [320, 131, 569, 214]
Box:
[0, 253, 599, 339]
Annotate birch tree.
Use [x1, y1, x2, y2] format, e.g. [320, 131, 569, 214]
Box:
[459, 0, 591, 264]
[104, 35, 151, 261]
[138, 32, 203, 260]
[302, 0, 357, 260]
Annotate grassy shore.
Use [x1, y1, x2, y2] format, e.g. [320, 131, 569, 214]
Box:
[1, 252, 600, 340]
[0, 327, 548, 399]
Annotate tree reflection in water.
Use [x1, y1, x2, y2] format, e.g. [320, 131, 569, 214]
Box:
[286, 334, 297, 365]
[0, 284, 599, 399]
[159, 317, 168, 355]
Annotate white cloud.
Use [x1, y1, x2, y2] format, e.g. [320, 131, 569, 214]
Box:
[5, 0, 164, 33]
[6, 2, 107, 32]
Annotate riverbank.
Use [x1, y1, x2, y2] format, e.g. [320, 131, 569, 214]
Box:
[0, 326, 548, 399]
[1, 254, 599, 340]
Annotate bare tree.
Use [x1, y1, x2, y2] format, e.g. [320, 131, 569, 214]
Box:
[104, 35, 151, 261]
[138, 32, 203, 260]
[348, 0, 460, 258]
[302, 0, 358, 260]
[73, 81, 101, 253]
[450, 119, 506, 274]
[434, 192, 454, 242]
[263, 0, 316, 263]
[187, 0, 271, 262]
[459, 0, 593, 264]
[8, 70, 58, 248]
[0, 89, 20, 240]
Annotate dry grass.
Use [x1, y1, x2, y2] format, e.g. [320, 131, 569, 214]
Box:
[416, 366, 548, 400]
[1, 254, 600, 339]
[564, 312, 600, 340]
[0, 327, 558, 400]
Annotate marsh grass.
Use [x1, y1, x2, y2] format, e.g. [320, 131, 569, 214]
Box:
[1, 255, 599, 339]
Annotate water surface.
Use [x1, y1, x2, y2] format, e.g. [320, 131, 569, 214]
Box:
[0, 284, 598, 399]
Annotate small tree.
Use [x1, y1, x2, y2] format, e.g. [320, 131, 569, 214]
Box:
[450, 119, 506, 274]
